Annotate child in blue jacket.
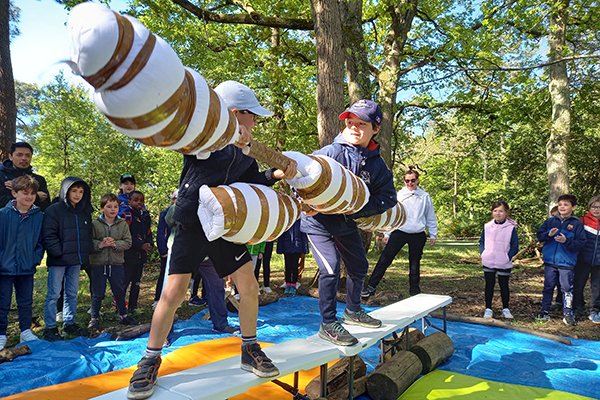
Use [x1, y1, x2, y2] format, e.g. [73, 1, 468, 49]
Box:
[535, 194, 586, 325]
[0, 176, 44, 349]
[121, 190, 153, 313]
[301, 99, 396, 346]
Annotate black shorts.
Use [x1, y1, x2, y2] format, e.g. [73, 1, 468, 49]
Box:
[169, 218, 251, 278]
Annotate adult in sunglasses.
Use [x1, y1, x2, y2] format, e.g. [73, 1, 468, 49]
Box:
[362, 168, 438, 298]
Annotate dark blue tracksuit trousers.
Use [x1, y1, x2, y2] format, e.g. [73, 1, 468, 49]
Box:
[308, 231, 368, 324]
[542, 264, 573, 313]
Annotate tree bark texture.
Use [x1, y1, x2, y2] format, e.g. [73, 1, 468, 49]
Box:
[340, 0, 371, 103]
[376, 0, 418, 168]
[0, 0, 17, 159]
[366, 350, 422, 400]
[310, 0, 346, 147]
[546, 0, 571, 208]
[408, 331, 454, 374]
[305, 356, 366, 398]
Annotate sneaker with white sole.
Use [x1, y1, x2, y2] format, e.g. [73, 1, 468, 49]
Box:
[127, 356, 162, 399]
[0, 334, 6, 350]
[20, 329, 39, 343]
[483, 308, 493, 318]
[240, 343, 279, 377]
[563, 313, 577, 326]
[589, 313, 600, 324]
[502, 308, 514, 319]
[319, 321, 358, 346]
[56, 311, 63, 322]
[342, 308, 382, 328]
[263, 287, 273, 294]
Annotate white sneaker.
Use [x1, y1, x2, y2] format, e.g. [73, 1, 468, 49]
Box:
[0, 334, 6, 350]
[483, 308, 493, 318]
[56, 311, 63, 322]
[20, 329, 39, 343]
[280, 282, 287, 289]
[234, 294, 240, 300]
[296, 282, 301, 288]
[263, 287, 273, 294]
[502, 308, 514, 319]
[152, 300, 159, 310]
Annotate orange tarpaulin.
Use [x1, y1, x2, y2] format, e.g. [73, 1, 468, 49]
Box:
[4, 337, 332, 400]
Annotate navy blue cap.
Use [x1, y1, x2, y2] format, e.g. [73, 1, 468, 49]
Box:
[339, 99, 383, 125]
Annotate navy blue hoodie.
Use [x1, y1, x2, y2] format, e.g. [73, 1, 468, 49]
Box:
[537, 214, 586, 269]
[42, 176, 94, 267]
[301, 133, 396, 237]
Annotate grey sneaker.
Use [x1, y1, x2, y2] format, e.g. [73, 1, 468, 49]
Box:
[342, 308, 382, 328]
[20, 329, 40, 343]
[563, 313, 577, 326]
[240, 343, 279, 378]
[127, 356, 162, 399]
[318, 321, 358, 346]
[533, 311, 550, 321]
[361, 285, 376, 299]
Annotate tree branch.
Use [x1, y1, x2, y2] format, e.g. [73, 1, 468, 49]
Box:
[171, 0, 314, 30]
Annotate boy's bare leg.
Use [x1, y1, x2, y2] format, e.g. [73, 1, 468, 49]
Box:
[231, 261, 279, 378]
[230, 262, 258, 336]
[147, 273, 191, 348]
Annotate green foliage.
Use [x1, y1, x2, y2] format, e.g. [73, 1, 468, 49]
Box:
[22, 73, 181, 221]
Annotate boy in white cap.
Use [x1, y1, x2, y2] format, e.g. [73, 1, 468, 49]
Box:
[127, 81, 296, 399]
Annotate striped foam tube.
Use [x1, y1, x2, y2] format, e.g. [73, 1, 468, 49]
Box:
[66, 2, 238, 159]
[283, 151, 370, 214]
[197, 183, 302, 244]
[355, 201, 406, 232]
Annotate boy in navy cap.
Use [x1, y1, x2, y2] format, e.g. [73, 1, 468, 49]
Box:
[301, 99, 396, 346]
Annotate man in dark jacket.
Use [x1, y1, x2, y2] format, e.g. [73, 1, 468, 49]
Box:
[0, 142, 51, 211]
[42, 176, 94, 341]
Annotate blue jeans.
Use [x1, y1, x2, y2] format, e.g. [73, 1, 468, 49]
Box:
[197, 259, 229, 331]
[44, 265, 81, 329]
[0, 274, 34, 335]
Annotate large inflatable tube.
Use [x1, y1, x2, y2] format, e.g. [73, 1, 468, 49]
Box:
[355, 201, 406, 233]
[283, 151, 370, 215]
[66, 2, 238, 158]
[197, 183, 301, 244]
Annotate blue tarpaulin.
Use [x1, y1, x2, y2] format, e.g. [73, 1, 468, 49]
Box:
[1, 296, 599, 399]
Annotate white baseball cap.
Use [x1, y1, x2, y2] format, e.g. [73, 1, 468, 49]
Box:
[214, 80, 273, 117]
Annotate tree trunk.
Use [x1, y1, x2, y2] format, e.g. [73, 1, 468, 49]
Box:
[376, 0, 418, 169]
[310, 0, 345, 147]
[0, 0, 17, 159]
[408, 331, 454, 374]
[340, 0, 371, 103]
[546, 0, 571, 209]
[453, 159, 458, 218]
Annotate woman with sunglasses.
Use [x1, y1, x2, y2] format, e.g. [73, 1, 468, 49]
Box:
[362, 168, 438, 298]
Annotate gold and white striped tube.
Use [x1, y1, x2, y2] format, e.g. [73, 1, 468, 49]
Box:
[355, 201, 406, 233]
[67, 2, 238, 158]
[197, 183, 302, 244]
[283, 151, 370, 214]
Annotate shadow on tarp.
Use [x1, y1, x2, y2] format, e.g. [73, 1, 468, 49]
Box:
[1, 296, 599, 399]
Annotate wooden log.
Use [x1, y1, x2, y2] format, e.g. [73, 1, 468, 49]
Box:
[408, 331, 454, 374]
[366, 350, 422, 400]
[324, 375, 368, 400]
[305, 356, 366, 399]
[382, 328, 425, 362]
[0, 345, 31, 364]
[429, 312, 572, 345]
[111, 315, 179, 341]
[258, 292, 279, 306]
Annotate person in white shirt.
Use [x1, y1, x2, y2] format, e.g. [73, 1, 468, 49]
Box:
[362, 168, 438, 298]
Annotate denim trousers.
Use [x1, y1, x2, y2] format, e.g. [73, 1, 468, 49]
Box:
[0, 274, 34, 334]
[44, 265, 81, 328]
